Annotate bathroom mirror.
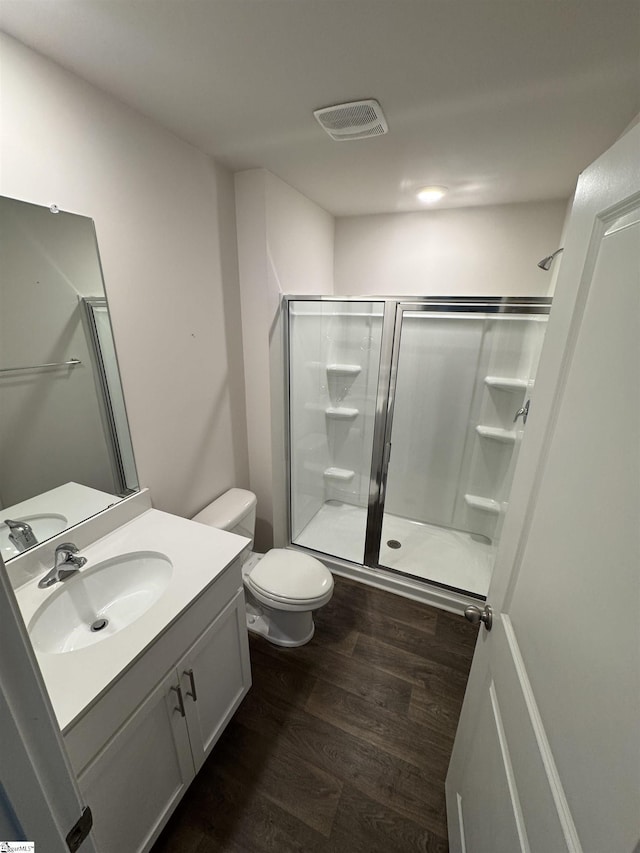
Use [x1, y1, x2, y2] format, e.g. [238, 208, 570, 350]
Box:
[0, 195, 139, 562]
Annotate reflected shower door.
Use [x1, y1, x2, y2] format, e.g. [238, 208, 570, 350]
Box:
[83, 298, 138, 495]
[379, 306, 548, 597]
[288, 300, 385, 564]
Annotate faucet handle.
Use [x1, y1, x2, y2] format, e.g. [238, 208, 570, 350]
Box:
[55, 541, 78, 558]
[39, 542, 86, 588]
[55, 542, 86, 568]
[4, 518, 29, 531]
[4, 518, 38, 550]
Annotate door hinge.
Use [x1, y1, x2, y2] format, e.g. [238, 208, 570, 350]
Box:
[66, 806, 93, 852]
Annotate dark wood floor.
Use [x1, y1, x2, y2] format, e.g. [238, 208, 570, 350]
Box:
[152, 576, 478, 853]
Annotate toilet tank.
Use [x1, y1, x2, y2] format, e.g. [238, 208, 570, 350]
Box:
[192, 488, 257, 547]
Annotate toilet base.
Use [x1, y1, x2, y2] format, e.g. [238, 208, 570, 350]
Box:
[245, 596, 316, 647]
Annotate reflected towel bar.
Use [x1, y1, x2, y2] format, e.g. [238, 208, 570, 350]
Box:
[0, 358, 81, 374]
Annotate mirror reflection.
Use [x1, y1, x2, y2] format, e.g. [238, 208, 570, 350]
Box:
[0, 196, 138, 562]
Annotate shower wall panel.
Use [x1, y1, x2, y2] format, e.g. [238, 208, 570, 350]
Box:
[453, 316, 548, 542]
[289, 309, 329, 540]
[384, 316, 484, 530]
[384, 312, 549, 547]
[289, 301, 383, 550]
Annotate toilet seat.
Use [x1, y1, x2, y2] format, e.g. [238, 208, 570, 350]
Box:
[245, 578, 332, 609]
[246, 549, 333, 605]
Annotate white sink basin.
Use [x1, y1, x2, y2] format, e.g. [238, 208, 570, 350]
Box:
[29, 551, 173, 654]
[1, 513, 69, 561]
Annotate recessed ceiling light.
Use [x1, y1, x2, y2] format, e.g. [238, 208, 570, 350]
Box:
[417, 186, 448, 204]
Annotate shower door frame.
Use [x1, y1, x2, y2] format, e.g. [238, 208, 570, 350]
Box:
[284, 295, 552, 604]
[364, 297, 552, 597]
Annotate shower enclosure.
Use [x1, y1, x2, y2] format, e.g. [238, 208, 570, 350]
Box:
[286, 297, 550, 601]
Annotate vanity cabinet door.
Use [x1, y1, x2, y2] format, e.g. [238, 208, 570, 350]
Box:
[180, 588, 252, 772]
[78, 669, 195, 853]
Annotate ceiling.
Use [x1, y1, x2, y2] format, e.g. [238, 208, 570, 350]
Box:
[1, 1, 638, 216]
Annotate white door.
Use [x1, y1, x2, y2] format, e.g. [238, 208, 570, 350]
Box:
[446, 121, 640, 853]
[0, 559, 99, 852]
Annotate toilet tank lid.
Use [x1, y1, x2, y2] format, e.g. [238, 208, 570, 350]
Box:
[192, 488, 256, 530]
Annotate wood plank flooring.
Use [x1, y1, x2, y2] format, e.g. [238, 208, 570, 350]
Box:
[151, 576, 478, 853]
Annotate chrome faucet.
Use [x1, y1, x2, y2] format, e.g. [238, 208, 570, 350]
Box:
[38, 542, 87, 588]
[4, 518, 38, 552]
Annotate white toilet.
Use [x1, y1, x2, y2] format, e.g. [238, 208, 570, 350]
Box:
[192, 488, 333, 647]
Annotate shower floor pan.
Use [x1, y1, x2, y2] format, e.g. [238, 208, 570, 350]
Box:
[293, 501, 494, 598]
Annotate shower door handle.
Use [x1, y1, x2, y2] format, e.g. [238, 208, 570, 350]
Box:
[382, 441, 392, 473]
[379, 442, 393, 501]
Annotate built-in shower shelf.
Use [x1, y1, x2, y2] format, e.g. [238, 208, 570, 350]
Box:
[464, 494, 501, 514]
[323, 467, 355, 482]
[326, 363, 362, 377]
[484, 376, 529, 392]
[476, 425, 517, 444]
[325, 406, 359, 420]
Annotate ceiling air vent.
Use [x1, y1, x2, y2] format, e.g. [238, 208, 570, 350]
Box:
[313, 99, 388, 141]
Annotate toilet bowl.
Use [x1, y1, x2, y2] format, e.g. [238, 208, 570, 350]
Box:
[192, 489, 333, 647]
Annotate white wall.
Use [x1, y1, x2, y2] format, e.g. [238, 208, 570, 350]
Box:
[334, 200, 567, 296]
[619, 111, 640, 138]
[0, 32, 249, 519]
[235, 169, 334, 549]
[263, 172, 335, 296]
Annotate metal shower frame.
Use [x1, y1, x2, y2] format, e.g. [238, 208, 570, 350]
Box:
[283, 295, 552, 597]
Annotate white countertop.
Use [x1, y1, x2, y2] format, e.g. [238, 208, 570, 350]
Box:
[15, 507, 248, 731]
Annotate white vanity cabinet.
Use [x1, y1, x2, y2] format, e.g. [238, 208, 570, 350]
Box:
[178, 591, 250, 772]
[64, 561, 251, 853]
[76, 667, 196, 853]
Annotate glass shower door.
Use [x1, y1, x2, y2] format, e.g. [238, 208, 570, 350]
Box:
[288, 299, 385, 564]
[378, 304, 548, 598]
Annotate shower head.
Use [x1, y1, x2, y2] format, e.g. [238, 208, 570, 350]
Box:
[537, 248, 564, 271]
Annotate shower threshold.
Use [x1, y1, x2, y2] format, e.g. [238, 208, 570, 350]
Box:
[293, 501, 494, 599]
